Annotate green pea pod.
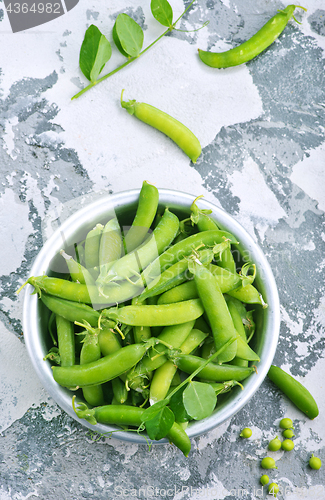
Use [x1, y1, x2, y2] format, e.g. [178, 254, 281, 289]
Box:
[79, 329, 105, 407]
[156, 263, 243, 305]
[121, 90, 201, 163]
[124, 181, 159, 253]
[169, 353, 256, 382]
[200, 337, 215, 360]
[98, 208, 179, 285]
[198, 5, 307, 68]
[228, 356, 249, 368]
[225, 295, 256, 341]
[104, 299, 204, 327]
[226, 297, 259, 362]
[84, 223, 104, 278]
[132, 298, 152, 343]
[139, 247, 215, 302]
[149, 329, 208, 404]
[55, 314, 75, 367]
[97, 324, 128, 385]
[111, 377, 128, 404]
[190, 196, 220, 231]
[40, 293, 102, 327]
[191, 196, 237, 274]
[142, 229, 238, 283]
[27, 275, 143, 307]
[98, 327, 122, 356]
[127, 321, 196, 392]
[157, 281, 198, 305]
[53, 338, 157, 388]
[99, 217, 123, 268]
[208, 380, 243, 395]
[267, 365, 319, 419]
[72, 398, 191, 456]
[60, 250, 96, 286]
[192, 262, 237, 363]
[167, 421, 191, 457]
[228, 283, 267, 307]
[202, 336, 259, 363]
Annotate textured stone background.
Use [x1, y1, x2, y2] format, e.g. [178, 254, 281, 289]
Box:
[0, 1, 324, 499]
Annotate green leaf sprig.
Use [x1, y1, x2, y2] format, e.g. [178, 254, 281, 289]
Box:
[72, 0, 200, 100]
[139, 335, 241, 441]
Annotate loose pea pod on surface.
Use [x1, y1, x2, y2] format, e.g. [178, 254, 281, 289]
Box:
[198, 5, 307, 68]
[267, 365, 319, 419]
[120, 90, 202, 163]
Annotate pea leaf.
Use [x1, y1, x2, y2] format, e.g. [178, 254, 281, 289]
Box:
[79, 25, 112, 82]
[141, 401, 175, 441]
[150, 0, 173, 28]
[183, 381, 217, 420]
[168, 386, 191, 423]
[112, 21, 129, 58]
[114, 14, 144, 58]
[141, 400, 168, 422]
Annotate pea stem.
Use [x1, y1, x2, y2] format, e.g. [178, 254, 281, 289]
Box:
[166, 335, 239, 401]
[71, 0, 197, 100]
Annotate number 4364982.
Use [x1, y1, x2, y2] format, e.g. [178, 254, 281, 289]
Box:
[5, 3, 62, 14]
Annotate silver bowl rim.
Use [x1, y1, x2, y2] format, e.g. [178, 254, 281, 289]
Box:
[23, 187, 280, 444]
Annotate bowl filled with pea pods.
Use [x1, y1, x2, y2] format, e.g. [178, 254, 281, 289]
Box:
[21, 181, 280, 456]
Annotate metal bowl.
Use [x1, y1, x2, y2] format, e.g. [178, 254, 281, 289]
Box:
[23, 188, 280, 444]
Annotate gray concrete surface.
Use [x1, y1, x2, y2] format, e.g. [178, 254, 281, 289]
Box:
[0, 1, 324, 499]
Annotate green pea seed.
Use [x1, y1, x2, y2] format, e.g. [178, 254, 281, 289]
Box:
[282, 429, 295, 439]
[260, 474, 269, 486]
[279, 417, 293, 429]
[268, 436, 282, 452]
[240, 427, 252, 438]
[268, 482, 279, 497]
[261, 457, 277, 469]
[309, 454, 322, 470]
[281, 439, 294, 451]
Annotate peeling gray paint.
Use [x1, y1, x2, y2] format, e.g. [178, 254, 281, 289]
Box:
[308, 10, 325, 37]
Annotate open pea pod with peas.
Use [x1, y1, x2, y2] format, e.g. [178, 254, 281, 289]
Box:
[20, 181, 275, 455]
